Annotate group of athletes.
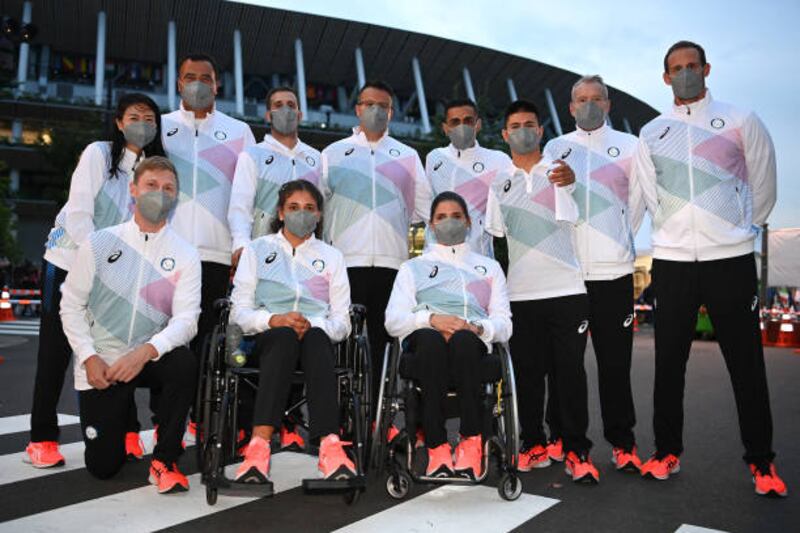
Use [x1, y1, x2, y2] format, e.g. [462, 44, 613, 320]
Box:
[20, 38, 787, 498]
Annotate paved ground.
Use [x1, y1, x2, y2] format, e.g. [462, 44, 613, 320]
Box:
[0, 320, 797, 532]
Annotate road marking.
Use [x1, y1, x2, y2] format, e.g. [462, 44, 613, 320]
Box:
[0, 414, 80, 436]
[0, 321, 40, 337]
[334, 484, 559, 533]
[0, 451, 315, 532]
[675, 526, 729, 533]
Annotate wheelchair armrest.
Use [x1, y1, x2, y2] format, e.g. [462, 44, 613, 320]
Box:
[214, 298, 231, 312]
[350, 303, 367, 321]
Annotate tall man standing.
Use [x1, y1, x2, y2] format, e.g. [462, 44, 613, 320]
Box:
[632, 41, 786, 497]
[320, 80, 432, 409]
[161, 53, 255, 430]
[543, 75, 645, 471]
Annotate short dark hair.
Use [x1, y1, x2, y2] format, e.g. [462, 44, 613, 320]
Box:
[269, 180, 325, 239]
[444, 98, 478, 117]
[504, 99, 541, 127]
[430, 191, 470, 223]
[663, 41, 706, 73]
[266, 86, 299, 108]
[178, 53, 219, 77]
[358, 80, 395, 102]
[134, 156, 178, 187]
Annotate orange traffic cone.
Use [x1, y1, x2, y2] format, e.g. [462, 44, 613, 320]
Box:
[0, 287, 14, 322]
[633, 313, 640, 333]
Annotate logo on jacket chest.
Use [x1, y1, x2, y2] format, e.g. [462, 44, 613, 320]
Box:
[710, 118, 725, 129]
[607, 146, 620, 158]
[473, 162, 485, 173]
[265, 251, 278, 264]
[502, 179, 512, 193]
[107, 250, 122, 263]
[312, 259, 325, 272]
[160, 257, 176, 271]
[305, 156, 317, 167]
[166, 127, 178, 137]
[214, 130, 228, 141]
[429, 265, 439, 278]
[474, 265, 487, 275]
[560, 148, 572, 159]
[433, 160, 443, 171]
[389, 148, 401, 157]
[265, 155, 275, 165]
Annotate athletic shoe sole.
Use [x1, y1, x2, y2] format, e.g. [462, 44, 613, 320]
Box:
[235, 466, 269, 484]
[518, 458, 552, 472]
[753, 478, 788, 498]
[22, 455, 65, 468]
[148, 474, 189, 494]
[642, 464, 680, 480]
[565, 465, 599, 484]
[320, 464, 357, 480]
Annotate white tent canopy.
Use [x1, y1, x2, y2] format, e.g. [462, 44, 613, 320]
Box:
[768, 228, 800, 287]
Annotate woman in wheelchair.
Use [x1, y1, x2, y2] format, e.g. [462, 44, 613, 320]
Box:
[229, 179, 356, 483]
[384, 191, 512, 480]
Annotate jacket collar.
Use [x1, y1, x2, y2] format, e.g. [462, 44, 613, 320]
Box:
[350, 126, 389, 147]
[275, 228, 317, 254]
[446, 140, 482, 159]
[178, 101, 216, 130]
[123, 218, 169, 246]
[262, 133, 303, 156]
[574, 123, 610, 139]
[429, 241, 470, 262]
[121, 147, 143, 175]
[672, 90, 713, 116]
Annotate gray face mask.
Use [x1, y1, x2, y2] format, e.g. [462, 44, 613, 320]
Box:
[137, 190, 177, 225]
[507, 127, 541, 154]
[433, 217, 469, 246]
[361, 105, 389, 133]
[181, 80, 215, 110]
[270, 106, 299, 135]
[283, 210, 319, 238]
[670, 67, 705, 100]
[575, 101, 606, 131]
[448, 124, 476, 151]
[122, 121, 157, 149]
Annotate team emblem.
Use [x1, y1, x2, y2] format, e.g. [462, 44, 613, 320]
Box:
[306, 156, 316, 167]
[607, 146, 620, 158]
[85, 426, 98, 440]
[474, 265, 487, 275]
[473, 162, 485, 173]
[711, 118, 725, 129]
[389, 148, 401, 157]
[214, 130, 227, 140]
[161, 257, 176, 271]
[312, 259, 325, 272]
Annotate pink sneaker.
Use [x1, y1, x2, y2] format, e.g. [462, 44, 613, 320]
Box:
[426, 443, 454, 477]
[318, 434, 357, 480]
[518, 444, 551, 471]
[125, 432, 145, 461]
[24, 441, 65, 468]
[235, 436, 271, 484]
[454, 435, 483, 480]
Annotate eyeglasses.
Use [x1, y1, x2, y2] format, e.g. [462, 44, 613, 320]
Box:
[357, 100, 392, 110]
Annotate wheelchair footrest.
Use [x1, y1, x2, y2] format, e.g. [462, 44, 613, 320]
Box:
[302, 476, 366, 491]
[213, 478, 274, 497]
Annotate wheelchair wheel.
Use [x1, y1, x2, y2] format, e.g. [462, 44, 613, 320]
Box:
[385, 470, 411, 500]
[371, 341, 398, 473]
[498, 472, 523, 501]
[497, 343, 520, 469]
[343, 487, 362, 505]
[206, 485, 218, 506]
[196, 324, 224, 471]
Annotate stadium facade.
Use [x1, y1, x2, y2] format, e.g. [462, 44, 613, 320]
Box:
[0, 0, 658, 263]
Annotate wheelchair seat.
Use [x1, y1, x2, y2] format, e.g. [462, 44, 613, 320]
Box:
[398, 350, 502, 385]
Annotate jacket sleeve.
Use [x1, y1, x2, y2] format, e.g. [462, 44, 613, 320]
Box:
[478, 262, 513, 344]
[484, 187, 506, 238]
[230, 245, 272, 335]
[147, 249, 202, 360]
[63, 143, 108, 245]
[228, 151, 258, 252]
[384, 263, 429, 339]
[318, 150, 332, 199]
[243, 125, 257, 149]
[59, 238, 98, 367]
[630, 138, 659, 218]
[412, 153, 433, 225]
[742, 112, 777, 225]
[554, 182, 579, 224]
[627, 153, 647, 236]
[308, 250, 352, 342]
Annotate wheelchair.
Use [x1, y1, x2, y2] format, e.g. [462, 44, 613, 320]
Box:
[370, 336, 523, 501]
[195, 300, 372, 506]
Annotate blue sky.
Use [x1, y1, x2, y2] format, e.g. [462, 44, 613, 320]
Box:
[238, 0, 799, 249]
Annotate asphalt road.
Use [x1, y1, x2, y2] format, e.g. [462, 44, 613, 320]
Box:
[0, 322, 797, 532]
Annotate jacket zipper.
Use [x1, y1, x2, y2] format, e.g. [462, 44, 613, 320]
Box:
[291, 246, 301, 311]
[127, 233, 148, 345]
[370, 144, 376, 266]
[453, 248, 469, 319]
[686, 111, 698, 259]
[584, 134, 592, 277]
[192, 127, 199, 247]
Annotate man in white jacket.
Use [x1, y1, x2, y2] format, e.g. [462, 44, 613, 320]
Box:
[543, 75, 645, 471]
[161, 53, 255, 415]
[60, 157, 201, 493]
[320, 80, 432, 408]
[632, 41, 786, 497]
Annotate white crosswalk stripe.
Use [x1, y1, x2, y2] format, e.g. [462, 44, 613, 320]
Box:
[0, 320, 40, 337]
[675, 525, 729, 533]
[0, 452, 315, 533]
[334, 484, 559, 533]
[0, 413, 80, 437]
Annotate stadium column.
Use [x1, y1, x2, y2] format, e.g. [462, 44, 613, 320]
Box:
[354, 47, 366, 90]
[506, 78, 518, 102]
[167, 20, 177, 111]
[295, 38, 308, 119]
[233, 29, 244, 116]
[411, 57, 431, 134]
[622, 117, 633, 134]
[93, 10, 106, 106]
[462, 66, 476, 103]
[544, 87, 563, 136]
[15, 1, 32, 95]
